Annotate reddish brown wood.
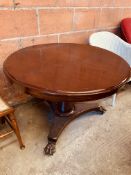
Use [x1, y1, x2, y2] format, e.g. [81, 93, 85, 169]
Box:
[44, 102, 106, 155]
[3, 43, 130, 155]
[0, 107, 25, 149]
[7, 112, 25, 149]
[3, 44, 130, 101]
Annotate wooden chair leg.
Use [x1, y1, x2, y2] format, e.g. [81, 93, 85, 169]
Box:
[0, 117, 6, 125]
[8, 113, 25, 149]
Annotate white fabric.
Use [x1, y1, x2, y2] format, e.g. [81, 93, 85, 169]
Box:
[0, 97, 9, 111]
[89, 31, 131, 67]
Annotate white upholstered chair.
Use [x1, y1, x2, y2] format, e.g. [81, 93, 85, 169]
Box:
[89, 31, 131, 106]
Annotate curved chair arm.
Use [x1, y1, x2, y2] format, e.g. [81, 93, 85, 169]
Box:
[89, 31, 131, 67]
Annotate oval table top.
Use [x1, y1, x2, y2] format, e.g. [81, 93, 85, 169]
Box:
[3, 43, 130, 102]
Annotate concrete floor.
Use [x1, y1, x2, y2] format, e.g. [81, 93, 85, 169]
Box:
[0, 85, 131, 175]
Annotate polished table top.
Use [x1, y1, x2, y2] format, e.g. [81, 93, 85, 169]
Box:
[3, 43, 130, 101]
[3, 43, 131, 155]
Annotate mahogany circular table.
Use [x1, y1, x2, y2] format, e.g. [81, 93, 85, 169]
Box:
[3, 43, 130, 155]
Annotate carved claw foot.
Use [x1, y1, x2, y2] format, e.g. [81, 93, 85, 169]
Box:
[97, 106, 106, 114]
[20, 145, 25, 150]
[44, 142, 56, 155]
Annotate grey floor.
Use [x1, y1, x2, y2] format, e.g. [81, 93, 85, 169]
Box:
[0, 85, 131, 175]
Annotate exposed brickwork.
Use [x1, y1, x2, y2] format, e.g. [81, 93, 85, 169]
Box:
[74, 9, 100, 30]
[56, 0, 74, 7]
[0, 40, 20, 67]
[114, 0, 131, 6]
[97, 8, 122, 28]
[100, 0, 114, 7]
[0, 0, 13, 7]
[14, 0, 56, 7]
[39, 9, 73, 34]
[59, 31, 92, 43]
[73, 0, 101, 7]
[21, 35, 58, 48]
[0, 10, 38, 39]
[0, 0, 130, 104]
[122, 8, 131, 18]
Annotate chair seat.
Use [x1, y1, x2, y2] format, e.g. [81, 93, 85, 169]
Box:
[0, 97, 10, 112]
[121, 18, 131, 44]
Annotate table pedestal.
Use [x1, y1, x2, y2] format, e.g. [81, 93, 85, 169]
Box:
[44, 102, 106, 155]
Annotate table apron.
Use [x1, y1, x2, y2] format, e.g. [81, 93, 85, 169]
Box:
[26, 88, 118, 102]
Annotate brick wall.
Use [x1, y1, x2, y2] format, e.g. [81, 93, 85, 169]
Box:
[0, 0, 131, 104]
